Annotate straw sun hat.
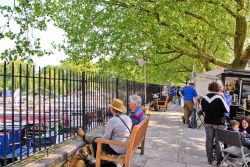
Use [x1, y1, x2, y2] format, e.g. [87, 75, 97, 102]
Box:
[109, 98, 127, 113]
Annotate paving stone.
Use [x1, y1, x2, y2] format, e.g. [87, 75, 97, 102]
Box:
[131, 154, 148, 167]
[144, 159, 186, 167]
[179, 152, 208, 166]
[142, 149, 179, 161]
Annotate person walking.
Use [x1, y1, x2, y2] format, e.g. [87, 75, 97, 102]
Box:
[176, 86, 182, 105]
[179, 82, 198, 125]
[171, 87, 177, 103]
[201, 81, 229, 166]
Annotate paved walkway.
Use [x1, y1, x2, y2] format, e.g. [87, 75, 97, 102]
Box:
[131, 103, 208, 167]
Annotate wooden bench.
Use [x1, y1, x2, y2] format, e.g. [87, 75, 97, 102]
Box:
[157, 96, 168, 112]
[95, 117, 150, 167]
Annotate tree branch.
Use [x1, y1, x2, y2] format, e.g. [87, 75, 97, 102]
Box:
[137, 5, 168, 26]
[169, 44, 230, 68]
[221, 4, 238, 18]
[162, 67, 191, 73]
[156, 50, 176, 54]
[114, 2, 129, 8]
[226, 40, 234, 52]
[206, 0, 238, 18]
[185, 11, 234, 36]
[154, 54, 183, 66]
[176, 62, 193, 72]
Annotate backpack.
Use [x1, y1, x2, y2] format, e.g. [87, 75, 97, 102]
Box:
[188, 108, 197, 129]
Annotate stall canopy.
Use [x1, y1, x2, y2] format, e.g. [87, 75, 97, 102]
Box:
[194, 68, 224, 96]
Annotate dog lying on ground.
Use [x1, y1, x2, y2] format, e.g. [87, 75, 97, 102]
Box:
[63, 144, 118, 167]
[63, 144, 95, 167]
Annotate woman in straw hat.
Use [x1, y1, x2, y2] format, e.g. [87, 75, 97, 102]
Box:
[78, 98, 132, 157]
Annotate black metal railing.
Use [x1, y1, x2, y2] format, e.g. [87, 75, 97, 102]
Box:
[0, 62, 161, 166]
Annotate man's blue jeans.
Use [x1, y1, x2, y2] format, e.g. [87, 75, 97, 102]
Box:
[205, 124, 226, 164]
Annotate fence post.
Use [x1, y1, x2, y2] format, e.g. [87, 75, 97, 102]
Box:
[11, 62, 15, 162]
[3, 61, 7, 166]
[19, 63, 23, 160]
[82, 72, 86, 130]
[116, 78, 119, 98]
[25, 64, 29, 156]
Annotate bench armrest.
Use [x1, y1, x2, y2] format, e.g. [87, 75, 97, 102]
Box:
[95, 138, 128, 147]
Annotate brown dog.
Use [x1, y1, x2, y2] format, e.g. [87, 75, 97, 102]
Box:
[63, 144, 95, 167]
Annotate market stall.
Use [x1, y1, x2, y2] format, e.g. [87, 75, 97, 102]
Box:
[220, 69, 250, 121]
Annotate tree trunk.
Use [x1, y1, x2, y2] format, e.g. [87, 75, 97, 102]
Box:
[229, 0, 248, 69]
[202, 60, 212, 71]
[229, 44, 250, 69]
[229, 59, 248, 69]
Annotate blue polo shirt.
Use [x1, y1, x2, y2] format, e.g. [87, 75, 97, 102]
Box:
[182, 87, 198, 101]
[171, 88, 176, 96]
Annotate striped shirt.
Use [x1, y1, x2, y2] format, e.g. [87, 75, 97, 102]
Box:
[130, 107, 145, 125]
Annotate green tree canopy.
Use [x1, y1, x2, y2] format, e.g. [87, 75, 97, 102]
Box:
[1, 0, 250, 84]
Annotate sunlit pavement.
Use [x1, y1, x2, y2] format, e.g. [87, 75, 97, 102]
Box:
[131, 102, 211, 167]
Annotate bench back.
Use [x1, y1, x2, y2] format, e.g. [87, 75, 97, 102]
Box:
[126, 117, 149, 155]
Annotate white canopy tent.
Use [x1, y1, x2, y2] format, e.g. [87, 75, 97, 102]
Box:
[194, 69, 224, 96]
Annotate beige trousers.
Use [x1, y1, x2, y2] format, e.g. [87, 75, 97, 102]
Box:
[183, 100, 193, 124]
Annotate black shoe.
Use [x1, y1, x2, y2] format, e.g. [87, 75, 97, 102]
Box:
[182, 116, 185, 124]
[216, 161, 221, 167]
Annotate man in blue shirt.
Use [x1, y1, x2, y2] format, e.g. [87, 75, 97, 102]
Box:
[171, 87, 177, 103]
[129, 94, 145, 125]
[180, 82, 198, 125]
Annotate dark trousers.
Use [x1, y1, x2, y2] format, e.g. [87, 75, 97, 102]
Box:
[205, 124, 226, 164]
[85, 136, 119, 158]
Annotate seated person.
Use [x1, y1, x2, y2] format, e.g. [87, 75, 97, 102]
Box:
[230, 120, 240, 132]
[231, 119, 250, 149]
[129, 94, 145, 125]
[159, 91, 168, 102]
[239, 117, 250, 148]
[78, 98, 132, 157]
[239, 117, 250, 134]
[157, 92, 168, 110]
